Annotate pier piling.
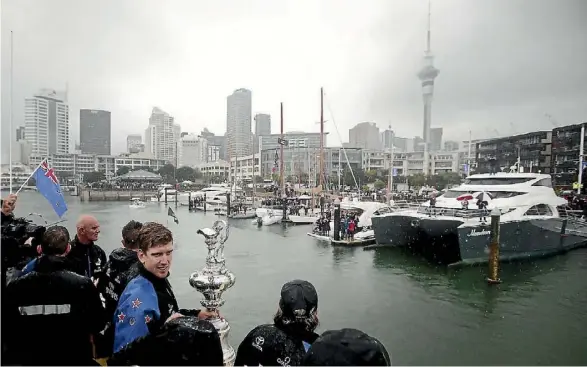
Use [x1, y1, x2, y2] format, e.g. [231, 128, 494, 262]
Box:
[333, 199, 341, 241]
[204, 193, 207, 212]
[164, 188, 168, 205]
[227, 194, 231, 216]
[487, 208, 502, 284]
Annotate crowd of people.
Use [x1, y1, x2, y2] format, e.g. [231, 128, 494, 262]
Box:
[1, 194, 390, 366]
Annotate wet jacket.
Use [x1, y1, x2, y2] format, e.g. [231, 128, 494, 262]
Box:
[67, 235, 107, 279]
[98, 247, 139, 317]
[113, 263, 199, 353]
[235, 324, 319, 366]
[2, 255, 106, 365]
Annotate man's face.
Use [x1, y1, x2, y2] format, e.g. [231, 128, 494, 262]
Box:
[139, 242, 173, 279]
[80, 220, 100, 242]
[2, 195, 17, 215]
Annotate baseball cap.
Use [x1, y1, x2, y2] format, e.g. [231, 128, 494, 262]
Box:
[302, 328, 391, 366]
[279, 280, 318, 320]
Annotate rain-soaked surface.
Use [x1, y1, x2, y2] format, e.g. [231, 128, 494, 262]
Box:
[14, 192, 587, 365]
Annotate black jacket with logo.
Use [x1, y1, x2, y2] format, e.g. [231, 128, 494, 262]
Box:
[98, 247, 139, 317]
[2, 255, 106, 365]
[67, 235, 107, 279]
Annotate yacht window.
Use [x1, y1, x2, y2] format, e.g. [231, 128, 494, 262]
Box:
[374, 207, 393, 215]
[531, 178, 553, 188]
[463, 177, 534, 185]
[524, 204, 553, 216]
[440, 190, 525, 199]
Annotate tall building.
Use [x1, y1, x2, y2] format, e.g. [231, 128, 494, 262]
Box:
[417, 1, 440, 173]
[381, 127, 394, 149]
[126, 134, 142, 153]
[24, 89, 70, 156]
[144, 107, 179, 164]
[178, 134, 208, 167]
[444, 140, 459, 151]
[349, 122, 381, 150]
[254, 113, 271, 136]
[16, 126, 25, 141]
[430, 127, 443, 151]
[80, 109, 111, 155]
[226, 88, 252, 158]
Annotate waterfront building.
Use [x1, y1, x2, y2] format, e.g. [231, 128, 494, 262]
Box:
[178, 134, 208, 167]
[25, 89, 70, 156]
[198, 160, 230, 179]
[349, 122, 381, 150]
[257, 132, 327, 153]
[475, 131, 552, 174]
[551, 122, 587, 188]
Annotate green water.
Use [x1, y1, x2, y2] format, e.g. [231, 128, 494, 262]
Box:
[12, 192, 587, 365]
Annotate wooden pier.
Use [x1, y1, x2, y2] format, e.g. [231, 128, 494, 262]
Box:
[80, 189, 158, 202]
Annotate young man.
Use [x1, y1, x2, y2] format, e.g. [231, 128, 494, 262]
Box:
[235, 279, 320, 366]
[3, 226, 105, 365]
[112, 222, 216, 353]
[67, 215, 107, 281]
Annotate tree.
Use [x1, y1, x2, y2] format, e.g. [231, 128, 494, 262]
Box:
[365, 170, 378, 183]
[83, 171, 106, 183]
[362, 185, 370, 192]
[116, 166, 131, 176]
[157, 164, 176, 182]
[408, 173, 426, 188]
[176, 166, 196, 182]
[374, 179, 386, 190]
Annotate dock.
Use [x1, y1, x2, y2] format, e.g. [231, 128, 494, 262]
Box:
[330, 238, 376, 247]
[80, 189, 158, 202]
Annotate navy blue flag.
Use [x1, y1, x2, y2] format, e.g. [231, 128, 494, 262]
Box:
[33, 160, 68, 217]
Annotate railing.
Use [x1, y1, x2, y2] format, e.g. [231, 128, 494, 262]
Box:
[415, 206, 518, 218]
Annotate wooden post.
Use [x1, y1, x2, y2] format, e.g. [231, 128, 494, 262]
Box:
[164, 187, 168, 205]
[175, 188, 178, 208]
[333, 201, 341, 241]
[227, 193, 231, 216]
[487, 208, 502, 284]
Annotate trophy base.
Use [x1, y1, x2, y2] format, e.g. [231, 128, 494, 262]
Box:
[210, 316, 235, 366]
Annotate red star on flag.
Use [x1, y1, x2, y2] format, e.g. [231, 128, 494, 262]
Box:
[131, 298, 142, 309]
[145, 315, 152, 323]
[118, 312, 126, 323]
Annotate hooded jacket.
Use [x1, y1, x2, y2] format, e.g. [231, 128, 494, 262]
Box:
[98, 247, 139, 317]
[235, 323, 319, 366]
[3, 255, 106, 365]
[112, 262, 200, 353]
[67, 235, 107, 279]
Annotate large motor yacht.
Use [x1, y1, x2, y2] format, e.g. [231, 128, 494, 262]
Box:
[371, 172, 587, 266]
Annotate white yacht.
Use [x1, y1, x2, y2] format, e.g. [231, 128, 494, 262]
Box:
[371, 172, 587, 266]
[191, 183, 244, 204]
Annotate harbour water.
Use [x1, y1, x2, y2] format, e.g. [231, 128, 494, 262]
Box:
[12, 191, 587, 365]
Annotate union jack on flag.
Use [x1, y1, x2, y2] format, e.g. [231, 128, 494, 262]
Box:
[33, 159, 68, 217]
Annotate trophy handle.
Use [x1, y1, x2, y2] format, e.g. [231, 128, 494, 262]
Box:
[213, 220, 230, 245]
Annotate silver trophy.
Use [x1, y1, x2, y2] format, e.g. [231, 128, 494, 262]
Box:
[190, 220, 236, 366]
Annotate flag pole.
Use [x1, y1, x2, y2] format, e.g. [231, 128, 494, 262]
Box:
[9, 30, 14, 193]
[15, 158, 46, 195]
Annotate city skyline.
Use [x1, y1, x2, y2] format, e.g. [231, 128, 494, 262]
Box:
[2, 0, 587, 163]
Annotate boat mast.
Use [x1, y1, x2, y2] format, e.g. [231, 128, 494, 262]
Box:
[578, 123, 585, 194]
[387, 124, 393, 203]
[319, 88, 324, 192]
[280, 102, 285, 197]
[467, 130, 472, 176]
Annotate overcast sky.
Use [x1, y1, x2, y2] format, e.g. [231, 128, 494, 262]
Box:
[1, 0, 586, 162]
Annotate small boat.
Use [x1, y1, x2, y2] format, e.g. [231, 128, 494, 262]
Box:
[306, 232, 331, 241]
[129, 198, 146, 209]
[331, 228, 376, 246]
[288, 214, 320, 225]
[261, 210, 282, 226]
[229, 212, 256, 219]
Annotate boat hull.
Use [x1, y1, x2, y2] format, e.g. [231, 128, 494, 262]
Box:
[371, 213, 420, 247]
[455, 218, 587, 266]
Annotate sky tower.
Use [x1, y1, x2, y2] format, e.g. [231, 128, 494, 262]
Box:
[417, 0, 439, 175]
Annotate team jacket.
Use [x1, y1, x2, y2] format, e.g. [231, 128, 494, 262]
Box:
[67, 235, 107, 279]
[112, 263, 200, 353]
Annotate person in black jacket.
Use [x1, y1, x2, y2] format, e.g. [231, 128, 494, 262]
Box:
[112, 222, 216, 353]
[95, 220, 143, 358]
[67, 215, 107, 281]
[235, 279, 320, 366]
[3, 225, 106, 365]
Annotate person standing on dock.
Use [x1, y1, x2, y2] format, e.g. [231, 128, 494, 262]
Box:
[67, 215, 107, 283]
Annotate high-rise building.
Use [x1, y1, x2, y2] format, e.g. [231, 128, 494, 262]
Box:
[381, 128, 394, 150]
[126, 134, 142, 153]
[254, 113, 271, 136]
[226, 88, 252, 158]
[349, 122, 381, 150]
[444, 140, 460, 151]
[430, 127, 443, 151]
[417, 1, 440, 173]
[80, 109, 111, 155]
[178, 134, 208, 167]
[16, 126, 25, 141]
[24, 89, 69, 156]
[144, 107, 179, 164]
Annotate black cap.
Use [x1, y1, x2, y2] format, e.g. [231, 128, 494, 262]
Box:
[279, 279, 318, 319]
[302, 328, 391, 366]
